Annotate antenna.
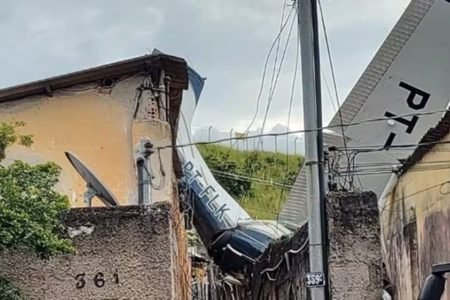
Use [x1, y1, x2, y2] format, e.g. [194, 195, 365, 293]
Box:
[65, 151, 119, 207]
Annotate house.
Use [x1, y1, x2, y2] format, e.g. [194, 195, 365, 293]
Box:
[0, 52, 191, 299]
[381, 110, 450, 299]
[0, 52, 188, 206]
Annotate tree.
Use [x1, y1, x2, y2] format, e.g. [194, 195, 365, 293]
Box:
[0, 121, 32, 162]
[0, 121, 73, 299]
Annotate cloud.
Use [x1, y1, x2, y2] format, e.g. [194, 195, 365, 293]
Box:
[0, 0, 410, 134]
[320, 0, 410, 32]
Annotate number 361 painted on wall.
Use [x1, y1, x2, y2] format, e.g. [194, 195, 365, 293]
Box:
[75, 271, 119, 289]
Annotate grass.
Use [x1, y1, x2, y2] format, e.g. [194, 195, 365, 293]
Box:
[197, 144, 304, 220]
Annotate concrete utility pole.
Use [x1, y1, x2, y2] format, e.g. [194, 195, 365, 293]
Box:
[298, 0, 328, 299]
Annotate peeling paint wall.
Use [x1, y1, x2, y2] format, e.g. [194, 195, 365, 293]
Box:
[0, 69, 190, 299]
[212, 225, 310, 300]
[328, 192, 382, 300]
[381, 131, 450, 299]
[202, 192, 382, 300]
[0, 75, 175, 207]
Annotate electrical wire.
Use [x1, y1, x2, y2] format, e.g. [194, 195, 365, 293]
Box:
[242, 5, 296, 137]
[260, 237, 309, 281]
[334, 139, 450, 153]
[269, 0, 289, 100]
[210, 169, 294, 189]
[318, 0, 351, 186]
[335, 164, 450, 177]
[336, 159, 450, 169]
[277, 20, 301, 225]
[287, 33, 300, 139]
[321, 69, 338, 114]
[220, 5, 296, 196]
[132, 73, 154, 119]
[223, 5, 295, 182]
[244, 206, 279, 216]
[258, 13, 297, 149]
[140, 148, 166, 191]
[166, 107, 450, 151]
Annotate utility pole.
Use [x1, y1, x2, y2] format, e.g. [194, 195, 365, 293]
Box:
[298, 0, 329, 299]
[311, 0, 330, 298]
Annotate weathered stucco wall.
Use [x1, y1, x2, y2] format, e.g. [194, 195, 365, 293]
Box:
[211, 225, 309, 300]
[0, 65, 190, 299]
[0, 75, 175, 207]
[381, 131, 450, 299]
[204, 191, 382, 300]
[328, 191, 382, 300]
[0, 203, 183, 300]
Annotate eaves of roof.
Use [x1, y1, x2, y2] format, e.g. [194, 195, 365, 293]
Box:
[399, 110, 450, 176]
[0, 53, 188, 103]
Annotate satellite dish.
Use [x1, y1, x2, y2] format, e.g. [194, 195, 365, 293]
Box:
[65, 151, 119, 207]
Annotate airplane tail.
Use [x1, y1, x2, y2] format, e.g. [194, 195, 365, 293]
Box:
[280, 0, 450, 227]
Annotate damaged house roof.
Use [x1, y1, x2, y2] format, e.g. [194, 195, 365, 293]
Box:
[0, 52, 188, 103]
[399, 110, 450, 176]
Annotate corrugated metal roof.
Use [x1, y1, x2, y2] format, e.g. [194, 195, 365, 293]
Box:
[278, 132, 343, 227]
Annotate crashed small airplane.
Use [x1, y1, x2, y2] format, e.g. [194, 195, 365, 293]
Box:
[178, 0, 450, 273]
[177, 68, 292, 272]
[280, 0, 450, 227]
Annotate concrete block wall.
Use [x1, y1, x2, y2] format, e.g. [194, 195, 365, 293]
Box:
[327, 191, 382, 300]
[209, 225, 310, 300]
[0, 202, 187, 300]
[202, 191, 383, 300]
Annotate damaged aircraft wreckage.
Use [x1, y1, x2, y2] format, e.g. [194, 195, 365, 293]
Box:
[178, 0, 450, 292]
[4, 0, 450, 296]
[63, 0, 450, 287]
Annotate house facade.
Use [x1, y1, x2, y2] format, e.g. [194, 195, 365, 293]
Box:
[0, 53, 191, 299]
[381, 111, 450, 299]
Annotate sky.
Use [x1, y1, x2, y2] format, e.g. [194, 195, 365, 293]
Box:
[0, 0, 410, 134]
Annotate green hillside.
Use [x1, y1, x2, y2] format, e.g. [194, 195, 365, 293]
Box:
[197, 144, 304, 220]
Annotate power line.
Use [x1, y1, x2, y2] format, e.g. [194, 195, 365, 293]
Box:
[278, 17, 301, 226]
[318, 0, 351, 187]
[210, 169, 294, 189]
[334, 159, 450, 172]
[321, 69, 338, 114]
[258, 13, 297, 148]
[328, 156, 450, 180]
[333, 139, 450, 153]
[335, 163, 450, 177]
[242, 6, 296, 136]
[233, 2, 296, 224]
[287, 31, 300, 139]
[221, 5, 296, 191]
[269, 0, 289, 100]
[163, 108, 450, 151]
[242, 205, 279, 215]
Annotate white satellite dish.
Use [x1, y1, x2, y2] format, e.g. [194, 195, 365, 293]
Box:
[65, 151, 119, 207]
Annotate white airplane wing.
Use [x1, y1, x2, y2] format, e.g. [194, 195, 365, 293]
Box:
[280, 0, 450, 227]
